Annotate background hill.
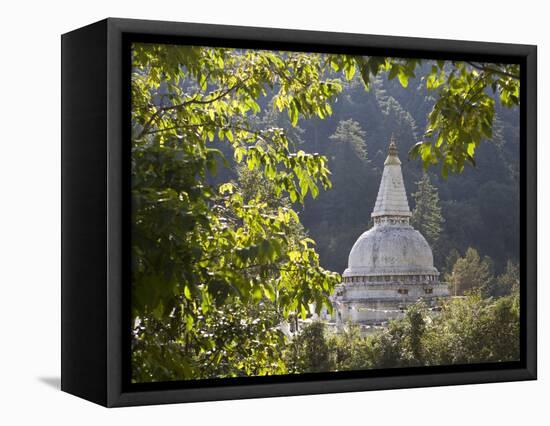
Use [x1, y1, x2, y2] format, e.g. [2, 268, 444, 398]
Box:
[280, 65, 520, 275]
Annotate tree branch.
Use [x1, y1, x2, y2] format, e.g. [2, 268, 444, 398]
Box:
[136, 79, 247, 140]
[466, 62, 519, 79]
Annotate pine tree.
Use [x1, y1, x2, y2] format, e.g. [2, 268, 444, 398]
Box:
[329, 119, 368, 162]
[411, 173, 443, 247]
[446, 248, 494, 296]
[484, 260, 519, 298]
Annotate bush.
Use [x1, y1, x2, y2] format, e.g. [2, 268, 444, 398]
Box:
[285, 291, 520, 374]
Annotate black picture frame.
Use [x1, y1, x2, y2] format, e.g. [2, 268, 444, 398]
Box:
[61, 17, 537, 407]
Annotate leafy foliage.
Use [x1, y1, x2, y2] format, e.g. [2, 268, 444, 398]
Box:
[326, 323, 377, 370]
[330, 55, 519, 176]
[292, 291, 519, 372]
[285, 321, 333, 373]
[420, 292, 520, 365]
[408, 61, 520, 177]
[484, 260, 520, 298]
[131, 44, 344, 382]
[446, 247, 493, 296]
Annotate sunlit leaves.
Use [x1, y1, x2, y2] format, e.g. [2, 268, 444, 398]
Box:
[130, 43, 342, 382]
[409, 61, 517, 177]
[344, 60, 356, 81]
[426, 65, 446, 90]
[384, 60, 419, 88]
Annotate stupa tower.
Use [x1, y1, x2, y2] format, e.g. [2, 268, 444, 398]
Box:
[332, 136, 449, 326]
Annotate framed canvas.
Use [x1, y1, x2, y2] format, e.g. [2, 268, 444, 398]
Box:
[61, 18, 537, 407]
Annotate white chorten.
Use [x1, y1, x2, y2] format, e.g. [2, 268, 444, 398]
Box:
[333, 137, 449, 326]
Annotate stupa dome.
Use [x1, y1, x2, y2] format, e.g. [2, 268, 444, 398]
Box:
[343, 225, 437, 277]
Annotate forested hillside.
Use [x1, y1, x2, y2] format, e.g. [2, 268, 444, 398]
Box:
[211, 61, 520, 278]
[284, 67, 520, 276]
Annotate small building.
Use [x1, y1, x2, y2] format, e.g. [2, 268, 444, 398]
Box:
[333, 138, 449, 326]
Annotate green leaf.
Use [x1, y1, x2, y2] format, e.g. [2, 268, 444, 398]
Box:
[344, 61, 356, 80]
[300, 304, 307, 320]
[219, 182, 235, 194]
[388, 64, 400, 81]
[288, 101, 299, 126]
[263, 285, 276, 302]
[397, 70, 409, 88]
[185, 314, 194, 331]
[289, 190, 297, 203]
[184, 285, 192, 300]
[234, 146, 246, 163]
[409, 141, 423, 159]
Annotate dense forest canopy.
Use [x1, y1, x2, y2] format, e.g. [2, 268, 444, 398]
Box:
[130, 43, 520, 382]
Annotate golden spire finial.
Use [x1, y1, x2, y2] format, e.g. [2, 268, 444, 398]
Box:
[388, 134, 398, 156]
